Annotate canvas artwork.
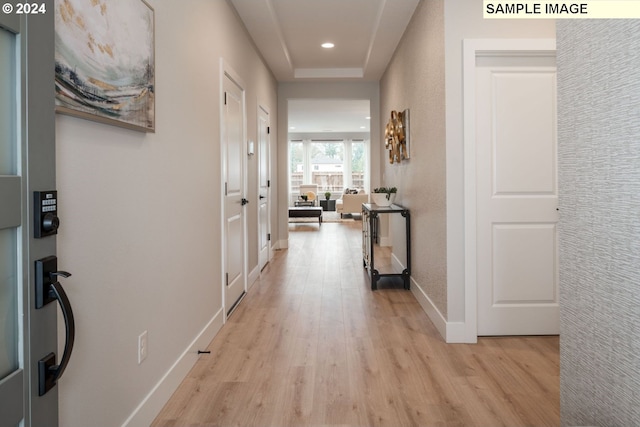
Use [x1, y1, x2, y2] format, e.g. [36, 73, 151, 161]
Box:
[54, 0, 155, 132]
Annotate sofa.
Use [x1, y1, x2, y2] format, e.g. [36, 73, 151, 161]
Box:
[336, 189, 368, 217]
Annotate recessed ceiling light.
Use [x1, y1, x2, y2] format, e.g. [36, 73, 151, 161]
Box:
[365, 116, 371, 120]
[321, 42, 334, 49]
[290, 126, 295, 130]
[360, 126, 366, 129]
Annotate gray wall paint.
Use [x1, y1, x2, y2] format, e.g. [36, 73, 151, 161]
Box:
[557, 20, 640, 426]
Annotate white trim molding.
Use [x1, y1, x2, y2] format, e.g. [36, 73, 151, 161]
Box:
[248, 264, 260, 290]
[121, 309, 224, 427]
[411, 278, 468, 343]
[462, 38, 556, 344]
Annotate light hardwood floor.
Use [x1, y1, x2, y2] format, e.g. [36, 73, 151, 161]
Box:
[152, 222, 560, 427]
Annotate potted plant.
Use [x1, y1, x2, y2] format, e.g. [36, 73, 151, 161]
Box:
[324, 191, 331, 200]
[371, 187, 397, 206]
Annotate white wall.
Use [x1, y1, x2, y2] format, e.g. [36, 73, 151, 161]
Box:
[55, 1, 277, 426]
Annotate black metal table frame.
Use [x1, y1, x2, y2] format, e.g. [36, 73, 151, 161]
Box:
[362, 203, 411, 290]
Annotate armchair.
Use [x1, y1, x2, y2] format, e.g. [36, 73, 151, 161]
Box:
[336, 189, 368, 217]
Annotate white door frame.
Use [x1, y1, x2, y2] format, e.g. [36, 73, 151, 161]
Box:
[463, 39, 556, 343]
[257, 104, 271, 269]
[220, 59, 248, 320]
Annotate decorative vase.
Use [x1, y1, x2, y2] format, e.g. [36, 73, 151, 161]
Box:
[371, 193, 396, 207]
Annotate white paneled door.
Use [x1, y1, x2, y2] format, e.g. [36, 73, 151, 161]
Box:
[222, 69, 247, 317]
[476, 51, 560, 336]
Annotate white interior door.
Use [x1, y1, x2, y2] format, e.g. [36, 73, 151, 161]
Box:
[222, 71, 246, 317]
[257, 106, 270, 271]
[1, 6, 60, 426]
[476, 52, 560, 336]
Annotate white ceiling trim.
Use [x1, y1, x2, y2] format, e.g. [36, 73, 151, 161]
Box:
[294, 68, 364, 79]
[362, 0, 387, 73]
[266, 0, 293, 73]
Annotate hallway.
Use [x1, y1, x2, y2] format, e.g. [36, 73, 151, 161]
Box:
[152, 222, 559, 426]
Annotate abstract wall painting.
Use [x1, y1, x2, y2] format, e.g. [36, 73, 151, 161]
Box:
[55, 0, 155, 132]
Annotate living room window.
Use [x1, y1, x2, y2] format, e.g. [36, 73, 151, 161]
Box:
[288, 139, 369, 205]
[351, 140, 365, 190]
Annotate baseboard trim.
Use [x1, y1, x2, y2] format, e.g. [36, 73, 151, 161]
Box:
[411, 278, 447, 340]
[248, 264, 260, 290]
[410, 278, 473, 343]
[445, 321, 470, 343]
[121, 308, 225, 427]
[276, 239, 288, 250]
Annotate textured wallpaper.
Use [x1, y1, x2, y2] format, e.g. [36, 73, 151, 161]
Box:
[380, 0, 448, 318]
[557, 20, 640, 426]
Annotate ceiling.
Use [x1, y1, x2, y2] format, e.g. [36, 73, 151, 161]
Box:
[230, 0, 419, 134]
[230, 0, 420, 82]
[288, 99, 371, 133]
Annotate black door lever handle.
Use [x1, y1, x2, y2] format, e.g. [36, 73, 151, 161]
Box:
[50, 270, 72, 279]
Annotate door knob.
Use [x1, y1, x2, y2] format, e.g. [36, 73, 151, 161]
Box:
[42, 212, 60, 233]
[241, 198, 249, 205]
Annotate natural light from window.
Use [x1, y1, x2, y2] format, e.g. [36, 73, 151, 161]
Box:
[288, 99, 370, 205]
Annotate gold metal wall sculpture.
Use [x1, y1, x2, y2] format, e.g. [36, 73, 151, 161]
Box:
[384, 109, 410, 164]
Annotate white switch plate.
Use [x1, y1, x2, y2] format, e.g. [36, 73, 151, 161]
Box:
[138, 330, 148, 364]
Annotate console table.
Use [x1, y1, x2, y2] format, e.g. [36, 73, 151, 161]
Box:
[362, 203, 411, 290]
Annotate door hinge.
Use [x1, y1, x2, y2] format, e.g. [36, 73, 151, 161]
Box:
[224, 92, 227, 105]
[226, 273, 229, 286]
[267, 233, 271, 241]
[267, 180, 270, 188]
[267, 126, 270, 134]
[225, 182, 228, 196]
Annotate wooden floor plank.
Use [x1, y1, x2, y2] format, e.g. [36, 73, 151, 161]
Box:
[152, 222, 559, 427]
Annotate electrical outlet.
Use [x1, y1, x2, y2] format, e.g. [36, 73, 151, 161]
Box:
[138, 330, 148, 364]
